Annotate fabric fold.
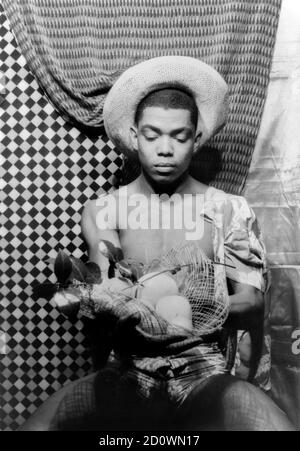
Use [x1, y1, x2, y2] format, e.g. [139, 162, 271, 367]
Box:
[3, 0, 282, 194]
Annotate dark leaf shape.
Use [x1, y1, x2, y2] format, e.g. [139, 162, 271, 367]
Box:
[116, 260, 133, 279]
[126, 259, 145, 281]
[99, 240, 124, 263]
[114, 246, 124, 263]
[70, 257, 88, 283]
[54, 251, 73, 284]
[85, 261, 102, 284]
[108, 263, 115, 279]
[32, 282, 58, 301]
[98, 240, 114, 260]
[128, 262, 144, 282]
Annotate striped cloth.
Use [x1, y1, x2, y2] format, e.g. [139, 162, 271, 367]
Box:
[77, 285, 228, 410]
[3, 0, 282, 194]
[78, 283, 205, 356]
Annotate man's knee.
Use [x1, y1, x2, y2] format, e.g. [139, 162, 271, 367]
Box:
[18, 384, 78, 431]
[221, 379, 295, 431]
[221, 379, 256, 407]
[18, 374, 97, 431]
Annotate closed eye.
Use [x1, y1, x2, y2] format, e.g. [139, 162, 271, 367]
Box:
[175, 135, 189, 143]
[144, 134, 158, 141]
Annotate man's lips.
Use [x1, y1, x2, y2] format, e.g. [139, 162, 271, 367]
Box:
[154, 164, 176, 173]
[154, 163, 176, 168]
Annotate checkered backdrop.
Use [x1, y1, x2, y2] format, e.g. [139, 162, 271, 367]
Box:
[0, 4, 122, 431]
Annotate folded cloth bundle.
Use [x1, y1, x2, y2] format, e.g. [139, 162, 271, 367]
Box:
[79, 284, 204, 357]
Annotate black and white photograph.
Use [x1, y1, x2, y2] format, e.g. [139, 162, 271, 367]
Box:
[1, 0, 299, 433]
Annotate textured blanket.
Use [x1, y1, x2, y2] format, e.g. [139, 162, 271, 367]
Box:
[3, 0, 282, 194]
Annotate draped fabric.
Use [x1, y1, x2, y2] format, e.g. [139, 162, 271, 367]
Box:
[243, 0, 300, 428]
[3, 0, 281, 194]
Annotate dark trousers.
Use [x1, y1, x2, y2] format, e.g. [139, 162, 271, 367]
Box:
[44, 370, 295, 431]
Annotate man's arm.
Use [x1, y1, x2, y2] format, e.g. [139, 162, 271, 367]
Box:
[80, 199, 122, 367]
[226, 280, 264, 330]
[81, 199, 121, 280]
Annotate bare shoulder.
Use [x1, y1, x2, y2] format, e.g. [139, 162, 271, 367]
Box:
[81, 196, 107, 230]
[82, 188, 122, 218]
[80, 183, 138, 248]
[81, 192, 116, 246]
[81, 197, 101, 219]
[80, 198, 101, 246]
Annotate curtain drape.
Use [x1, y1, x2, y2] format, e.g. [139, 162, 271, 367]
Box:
[3, 0, 281, 194]
[244, 0, 300, 428]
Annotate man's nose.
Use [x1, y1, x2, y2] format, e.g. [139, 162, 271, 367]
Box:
[157, 137, 174, 156]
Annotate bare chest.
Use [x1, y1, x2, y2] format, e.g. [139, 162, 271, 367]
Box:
[119, 214, 214, 264]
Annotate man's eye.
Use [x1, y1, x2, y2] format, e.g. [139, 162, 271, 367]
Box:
[145, 135, 158, 141]
[175, 135, 188, 143]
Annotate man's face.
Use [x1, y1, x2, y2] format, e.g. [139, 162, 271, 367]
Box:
[131, 107, 198, 185]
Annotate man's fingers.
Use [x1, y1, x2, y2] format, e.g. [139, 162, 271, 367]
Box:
[135, 326, 188, 344]
[116, 312, 141, 329]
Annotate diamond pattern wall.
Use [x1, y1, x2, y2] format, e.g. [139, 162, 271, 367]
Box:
[0, 4, 122, 431]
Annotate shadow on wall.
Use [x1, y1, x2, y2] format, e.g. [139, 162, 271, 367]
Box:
[190, 147, 223, 185]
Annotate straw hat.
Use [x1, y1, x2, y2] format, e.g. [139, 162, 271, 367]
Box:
[104, 56, 229, 157]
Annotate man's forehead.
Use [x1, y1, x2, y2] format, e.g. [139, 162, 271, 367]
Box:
[137, 107, 195, 134]
[139, 106, 195, 123]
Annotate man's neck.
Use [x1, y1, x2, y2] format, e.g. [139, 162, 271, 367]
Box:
[137, 170, 192, 197]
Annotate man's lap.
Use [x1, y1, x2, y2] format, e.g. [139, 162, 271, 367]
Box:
[19, 369, 295, 431]
[51, 367, 177, 431]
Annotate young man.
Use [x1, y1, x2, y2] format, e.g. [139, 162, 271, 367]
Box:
[20, 56, 294, 431]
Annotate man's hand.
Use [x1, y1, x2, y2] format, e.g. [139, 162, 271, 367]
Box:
[87, 280, 197, 357]
[227, 281, 264, 330]
[113, 313, 192, 357]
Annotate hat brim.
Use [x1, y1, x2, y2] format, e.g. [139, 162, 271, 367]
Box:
[104, 56, 229, 157]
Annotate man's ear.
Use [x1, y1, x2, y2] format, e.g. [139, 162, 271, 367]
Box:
[130, 126, 138, 152]
[193, 132, 203, 154]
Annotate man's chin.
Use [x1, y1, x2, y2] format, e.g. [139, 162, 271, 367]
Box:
[150, 173, 180, 185]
